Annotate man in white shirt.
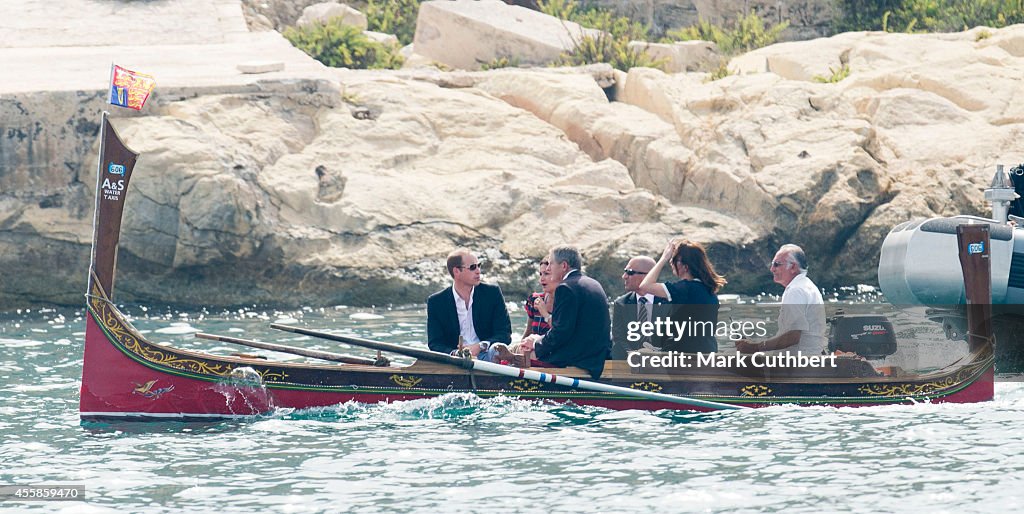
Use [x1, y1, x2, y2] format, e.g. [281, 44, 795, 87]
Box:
[736, 244, 827, 356]
[426, 249, 512, 361]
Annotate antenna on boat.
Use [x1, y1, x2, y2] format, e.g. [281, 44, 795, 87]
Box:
[984, 164, 1017, 224]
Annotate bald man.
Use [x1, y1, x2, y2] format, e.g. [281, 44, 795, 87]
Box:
[610, 256, 667, 359]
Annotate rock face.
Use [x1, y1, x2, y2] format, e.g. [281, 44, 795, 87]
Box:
[627, 40, 720, 72]
[2, 0, 1021, 310]
[609, 27, 1024, 286]
[414, 0, 598, 70]
[241, 0, 355, 31]
[296, 2, 368, 30]
[582, 0, 835, 41]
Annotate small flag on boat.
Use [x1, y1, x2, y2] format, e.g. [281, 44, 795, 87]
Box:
[108, 64, 155, 111]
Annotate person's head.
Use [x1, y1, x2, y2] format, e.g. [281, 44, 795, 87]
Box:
[670, 239, 727, 294]
[622, 256, 656, 293]
[770, 244, 807, 287]
[547, 246, 582, 283]
[538, 264, 556, 294]
[446, 248, 482, 288]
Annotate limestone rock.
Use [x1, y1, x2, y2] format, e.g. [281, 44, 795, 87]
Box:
[0, 0, 251, 48]
[8, 0, 1024, 308]
[582, 0, 835, 41]
[608, 28, 1024, 286]
[364, 30, 399, 47]
[237, 61, 286, 74]
[627, 40, 720, 72]
[296, 2, 367, 30]
[241, 0, 329, 30]
[413, 0, 600, 70]
[616, 67, 692, 122]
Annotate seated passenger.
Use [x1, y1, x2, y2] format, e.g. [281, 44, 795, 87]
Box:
[736, 244, 826, 355]
[610, 255, 666, 359]
[636, 239, 726, 353]
[518, 246, 611, 378]
[522, 260, 556, 339]
[426, 248, 512, 362]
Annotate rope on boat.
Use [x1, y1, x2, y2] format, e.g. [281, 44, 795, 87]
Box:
[455, 349, 478, 391]
[967, 332, 994, 347]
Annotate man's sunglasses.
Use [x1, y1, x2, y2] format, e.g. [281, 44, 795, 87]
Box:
[623, 268, 647, 276]
[457, 263, 483, 271]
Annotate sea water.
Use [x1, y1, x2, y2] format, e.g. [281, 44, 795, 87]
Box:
[1, 301, 1022, 513]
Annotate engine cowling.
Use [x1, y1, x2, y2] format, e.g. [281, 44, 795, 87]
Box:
[878, 215, 1021, 305]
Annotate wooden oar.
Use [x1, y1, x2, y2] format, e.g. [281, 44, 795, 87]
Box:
[195, 332, 389, 367]
[269, 324, 746, 411]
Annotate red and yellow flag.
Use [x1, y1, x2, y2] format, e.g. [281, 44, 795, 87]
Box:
[108, 64, 155, 111]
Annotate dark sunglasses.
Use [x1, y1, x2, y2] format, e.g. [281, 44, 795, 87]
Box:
[770, 261, 786, 268]
[457, 263, 483, 271]
[623, 268, 647, 276]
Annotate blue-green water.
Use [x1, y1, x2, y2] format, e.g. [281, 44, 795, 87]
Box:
[1, 302, 1022, 513]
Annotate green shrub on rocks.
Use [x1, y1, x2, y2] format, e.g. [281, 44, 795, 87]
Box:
[480, 56, 521, 70]
[539, 0, 665, 71]
[834, 0, 1024, 33]
[666, 12, 789, 55]
[284, 18, 404, 70]
[813, 63, 851, 83]
[366, 0, 421, 46]
[557, 31, 666, 71]
[707, 61, 735, 82]
[538, 0, 576, 20]
[569, 7, 650, 42]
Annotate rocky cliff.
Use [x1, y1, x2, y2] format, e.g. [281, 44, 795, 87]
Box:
[1, 0, 1015, 309]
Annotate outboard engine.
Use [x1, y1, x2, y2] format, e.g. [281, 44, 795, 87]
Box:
[878, 164, 1024, 373]
[878, 215, 1017, 305]
[879, 165, 1024, 305]
[827, 310, 897, 359]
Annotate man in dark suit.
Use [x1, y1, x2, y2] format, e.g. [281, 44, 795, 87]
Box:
[520, 246, 611, 378]
[426, 248, 512, 361]
[610, 255, 667, 359]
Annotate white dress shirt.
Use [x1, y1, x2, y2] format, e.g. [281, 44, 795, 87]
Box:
[452, 286, 480, 344]
[776, 272, 826, 355]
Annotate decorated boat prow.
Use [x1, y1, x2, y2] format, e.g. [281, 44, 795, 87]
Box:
[79, 114, 267, 419]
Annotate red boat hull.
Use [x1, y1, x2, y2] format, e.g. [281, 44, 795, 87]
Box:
[79, 295, 995, 420]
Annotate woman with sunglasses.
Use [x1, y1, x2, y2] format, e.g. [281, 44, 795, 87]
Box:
[637, 239, 727, 353]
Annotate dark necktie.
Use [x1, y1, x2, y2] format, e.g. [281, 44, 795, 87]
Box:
[638, 297, 650, 346]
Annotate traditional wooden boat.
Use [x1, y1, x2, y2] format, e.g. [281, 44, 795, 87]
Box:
[80, 115, 996, 421]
